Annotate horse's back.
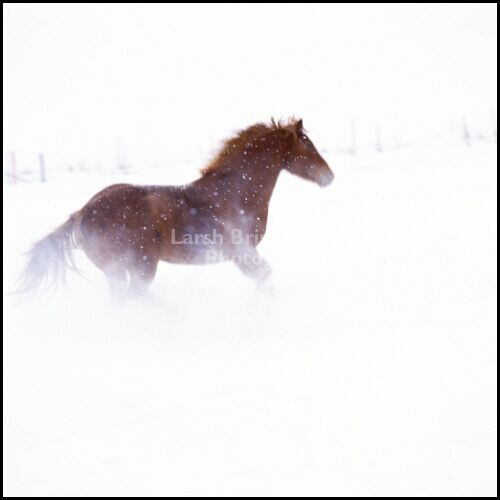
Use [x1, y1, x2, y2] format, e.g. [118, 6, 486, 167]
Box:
[84, 183, 141, 207]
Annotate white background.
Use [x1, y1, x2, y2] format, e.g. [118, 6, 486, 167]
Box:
[3, 3, 497, 166]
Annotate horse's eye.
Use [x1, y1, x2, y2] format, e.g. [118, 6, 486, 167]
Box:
[301, 135, 313, 149]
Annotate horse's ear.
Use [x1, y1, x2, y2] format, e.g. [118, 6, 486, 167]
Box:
[295, 119, 304, 133]
[279, 127, 293, 139]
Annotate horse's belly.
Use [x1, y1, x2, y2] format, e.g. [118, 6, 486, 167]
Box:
[161, 243, 229, 265]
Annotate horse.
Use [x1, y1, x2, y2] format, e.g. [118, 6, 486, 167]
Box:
[21, 118, 334, 299]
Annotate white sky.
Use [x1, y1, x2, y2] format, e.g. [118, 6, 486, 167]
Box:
[3, 3, 498, 167]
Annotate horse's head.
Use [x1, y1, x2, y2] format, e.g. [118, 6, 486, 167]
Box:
[282, 119, 334, 187]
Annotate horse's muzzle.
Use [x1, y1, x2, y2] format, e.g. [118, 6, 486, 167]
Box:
[318, 170, 334, 187]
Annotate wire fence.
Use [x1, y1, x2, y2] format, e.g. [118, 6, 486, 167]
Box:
[4, 117, 497, 186]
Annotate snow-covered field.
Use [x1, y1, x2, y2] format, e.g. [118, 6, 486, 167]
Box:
[3, 144, 497, 496]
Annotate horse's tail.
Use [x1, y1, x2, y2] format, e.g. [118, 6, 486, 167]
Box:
[18, 212, 83, 296]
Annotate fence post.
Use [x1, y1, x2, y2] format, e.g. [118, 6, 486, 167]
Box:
[462, 116, 471, 146]
[375, 122, 382, 152]
[10, 151, 17, 184]
[39, 153, 46, 182]
[491, 107, 497, 143]
[351, 120, 357, 155]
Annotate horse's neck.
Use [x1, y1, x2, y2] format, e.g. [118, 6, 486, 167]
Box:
[193, 157, 282, 213]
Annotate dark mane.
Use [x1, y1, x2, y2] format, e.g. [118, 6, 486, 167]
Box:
[200, 118, 299, 176]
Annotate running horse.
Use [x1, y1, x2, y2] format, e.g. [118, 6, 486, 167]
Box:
[22, 119, 334, 299]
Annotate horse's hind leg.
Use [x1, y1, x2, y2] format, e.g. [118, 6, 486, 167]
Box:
[104, 265, 128, 303]
[128, 257, 158, 299]
[82, 244, 129, 302]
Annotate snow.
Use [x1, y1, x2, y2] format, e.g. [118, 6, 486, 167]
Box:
[4, 2, 497, 494]
[3, 143, 497, 496]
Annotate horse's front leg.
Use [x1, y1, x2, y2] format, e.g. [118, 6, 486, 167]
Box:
[233, 247, 272, 287]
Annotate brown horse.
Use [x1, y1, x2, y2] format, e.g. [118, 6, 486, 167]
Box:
[22, 119, 334, 299]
